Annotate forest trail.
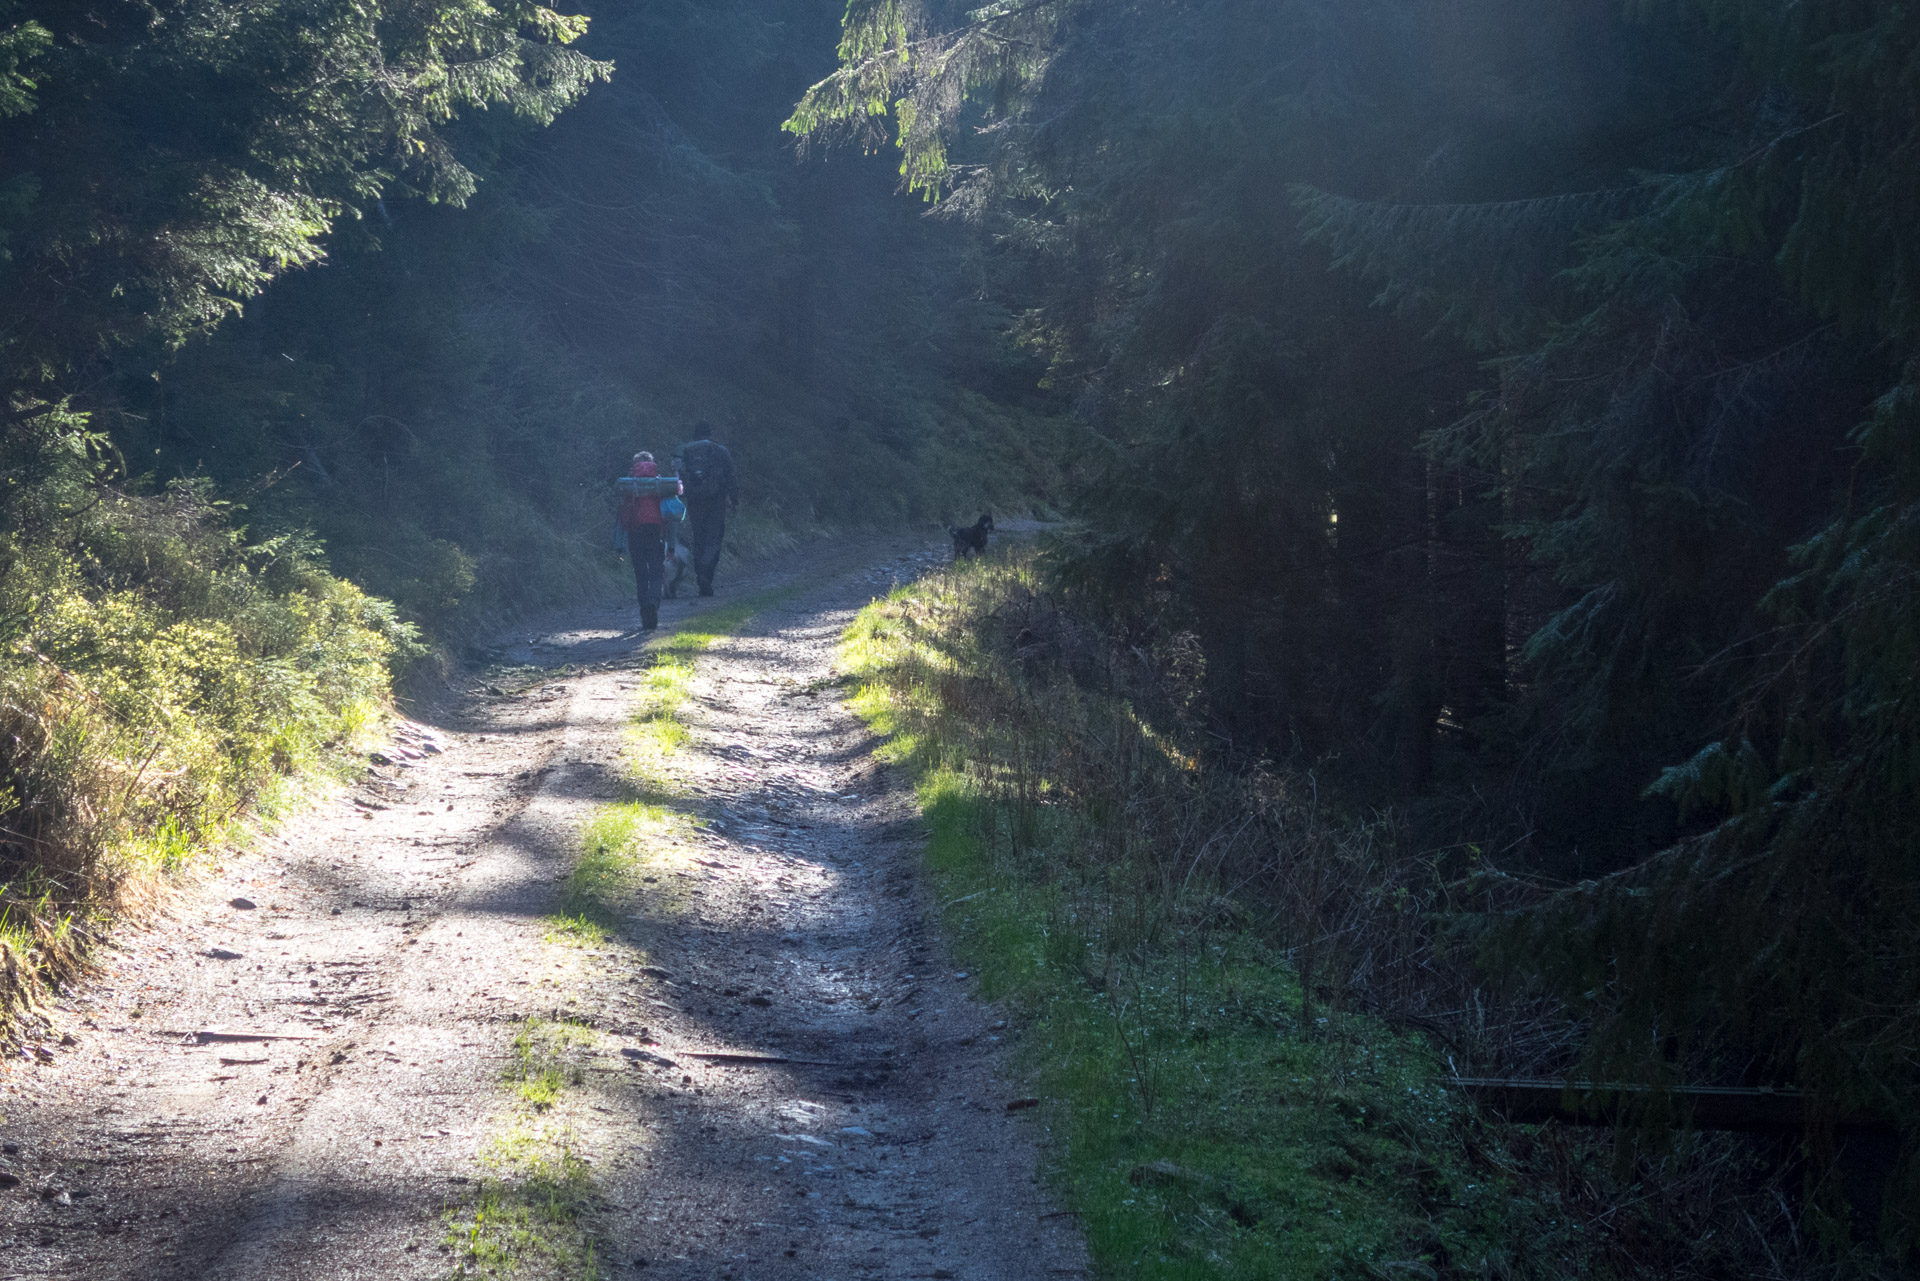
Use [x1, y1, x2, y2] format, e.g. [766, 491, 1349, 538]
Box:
[0, 535, 1087, 1281]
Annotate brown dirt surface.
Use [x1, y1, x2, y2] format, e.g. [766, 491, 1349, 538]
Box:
[0, 533, 1087, 1281]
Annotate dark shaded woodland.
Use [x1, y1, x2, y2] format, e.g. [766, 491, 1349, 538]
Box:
[2, 0, 1918, 1270]
[791, 0, 1920, 1263]
[2, 0, 1060, 629]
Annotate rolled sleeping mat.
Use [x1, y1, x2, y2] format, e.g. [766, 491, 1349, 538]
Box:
[614, 475, 683, 499]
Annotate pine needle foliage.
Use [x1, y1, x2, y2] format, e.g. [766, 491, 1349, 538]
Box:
[785, 0, 1073, 197]
[0, 0, 608, 391]
[794, 0, 1920, 1264]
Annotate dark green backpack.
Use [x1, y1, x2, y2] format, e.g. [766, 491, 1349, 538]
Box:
[678, 439, 729, 499]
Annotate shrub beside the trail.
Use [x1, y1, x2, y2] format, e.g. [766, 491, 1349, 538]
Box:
[0, 464, 414, 1033]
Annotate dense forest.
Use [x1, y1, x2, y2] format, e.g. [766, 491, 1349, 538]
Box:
[797, 0, 1920, 1266]
[2, 0, 1917, 1273]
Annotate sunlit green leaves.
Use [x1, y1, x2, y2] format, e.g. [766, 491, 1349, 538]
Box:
[0, 0, 611, 387]
[785, 0, 1071, 197]
[0, 12, 47, 118]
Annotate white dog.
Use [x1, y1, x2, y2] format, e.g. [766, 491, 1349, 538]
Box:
[663, 540, 693, 599]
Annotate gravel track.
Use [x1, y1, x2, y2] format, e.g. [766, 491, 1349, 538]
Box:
[0, 535, 1086, 1281]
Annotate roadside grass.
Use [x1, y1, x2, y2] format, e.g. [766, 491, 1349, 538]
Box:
[912, 775, 1531, 1280]
[840, 559, 1570, 1281]
[1, 712, 386, 1043]
[0, 472, 413, 1045]
[444, 1016, 604, 1279]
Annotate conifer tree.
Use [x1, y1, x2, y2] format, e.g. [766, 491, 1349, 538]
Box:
[793, 0, 1920, 1253]
[0, 0, 609, 408]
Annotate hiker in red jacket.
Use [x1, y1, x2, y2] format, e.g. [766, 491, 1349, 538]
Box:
[618, 452, 681, 631]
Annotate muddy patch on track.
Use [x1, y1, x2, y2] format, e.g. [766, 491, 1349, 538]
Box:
[0, 536, 1086, 1281]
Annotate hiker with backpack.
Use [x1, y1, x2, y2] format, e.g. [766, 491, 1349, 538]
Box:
[673, 430, 738, 596]
[614, 451, 682, 631]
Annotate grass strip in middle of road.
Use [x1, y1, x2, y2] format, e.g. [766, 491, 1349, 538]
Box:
[545, 803, 679, 945]
[442, 1016, 603, 1280]
[624, 586, 802, 795]
[550, 584, 806, 940]
[451, 589, 802, 1274]
[445, 575, 831, 1276]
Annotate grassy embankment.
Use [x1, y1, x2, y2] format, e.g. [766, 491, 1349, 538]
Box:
[446, 586, 799, 1277]
[0, 473, 413, 1044]
[839, 551, 1588, 1281]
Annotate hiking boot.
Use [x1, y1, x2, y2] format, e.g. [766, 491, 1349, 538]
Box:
[698, 584, 715, 597]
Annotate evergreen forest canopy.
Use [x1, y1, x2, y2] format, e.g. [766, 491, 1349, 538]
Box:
[790, 0, 1920, 1257]
[0, 0, 1916, 1266]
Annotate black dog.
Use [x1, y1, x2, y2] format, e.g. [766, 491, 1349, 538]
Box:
[949, 513, 995, 560]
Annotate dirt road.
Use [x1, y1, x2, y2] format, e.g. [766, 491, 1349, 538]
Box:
[0, 537, 1087, 1281]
